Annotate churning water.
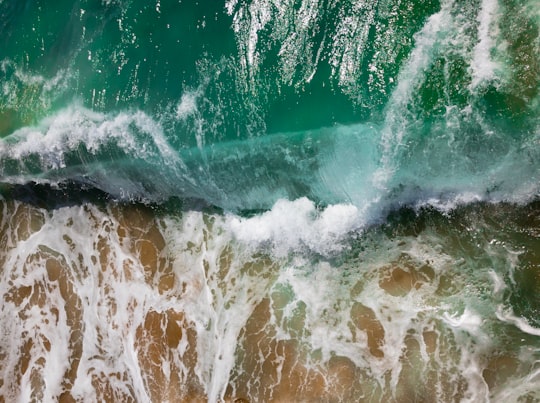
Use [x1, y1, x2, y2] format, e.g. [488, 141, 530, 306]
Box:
[0, 0, 539, 401]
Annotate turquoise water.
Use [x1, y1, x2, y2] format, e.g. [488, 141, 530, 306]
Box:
[0, 0, 539, 401]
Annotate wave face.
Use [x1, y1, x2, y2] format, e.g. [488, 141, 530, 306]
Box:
[1, 0, 540, 402]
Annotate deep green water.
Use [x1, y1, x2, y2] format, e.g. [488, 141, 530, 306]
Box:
[0, 0, 538, 211]
[0, 0, 539, 401]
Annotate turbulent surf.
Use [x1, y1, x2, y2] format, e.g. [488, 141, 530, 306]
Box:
[0, 0, 539, 401]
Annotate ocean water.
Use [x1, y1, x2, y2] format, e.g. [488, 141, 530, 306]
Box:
[0, 0, 539, 401]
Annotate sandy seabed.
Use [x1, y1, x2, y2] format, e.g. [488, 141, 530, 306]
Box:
[1, 198, 539, 402]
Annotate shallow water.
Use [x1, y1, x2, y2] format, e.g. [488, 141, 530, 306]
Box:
[0, 194, 539, 402]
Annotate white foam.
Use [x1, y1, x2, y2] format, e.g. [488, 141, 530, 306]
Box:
[496, 306, 540, 337]
[415, 192, 483, 213]
[443, 308, 484, 333]
[488, 269, 506, 297]
[470, 0, 502, 89]
[160, 209, 281, 401]
[176, 91, 199, 120]
[229, 0, 273, 70]
[225, 0, 238, 16]
[329, 2, 376, 94]
[0, 104, 178, 171]
[226, 197, 361, 256]
[173, 87, 209, 149]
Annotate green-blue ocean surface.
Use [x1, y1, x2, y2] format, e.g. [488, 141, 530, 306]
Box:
[0, 0, 539, 401]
